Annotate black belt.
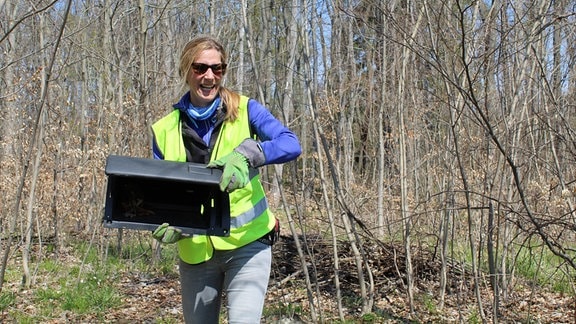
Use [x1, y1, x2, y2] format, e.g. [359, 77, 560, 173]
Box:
[256, 219, 280, 246]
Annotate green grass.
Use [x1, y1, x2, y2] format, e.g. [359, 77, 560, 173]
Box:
[61, 282, 120, 314]
[512, 244, 575, 294]
[0, 291, 16, 312]
[0, 232, 181, 322]
[262, 301, 304, 320]
[20, 245, 123, 321]
[37, 257, 61, 273]
[447, 238, 575, 295]
[467, 307, 481, 324]
[1, 231, 573, 322]
[417, 292, 438, 314]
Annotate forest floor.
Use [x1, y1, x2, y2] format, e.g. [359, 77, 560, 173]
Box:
[1, 234, 574, 323]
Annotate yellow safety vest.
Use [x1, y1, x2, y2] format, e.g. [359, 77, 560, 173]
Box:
[151, 96, 275, 264]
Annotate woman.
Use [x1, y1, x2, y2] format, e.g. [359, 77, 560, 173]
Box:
[150, 35, 301, 323]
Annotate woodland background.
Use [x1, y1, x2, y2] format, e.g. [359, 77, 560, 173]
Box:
[1, 0, 576, 322]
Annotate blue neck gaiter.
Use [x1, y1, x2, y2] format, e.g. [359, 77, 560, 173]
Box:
[185, 97, 220, 121]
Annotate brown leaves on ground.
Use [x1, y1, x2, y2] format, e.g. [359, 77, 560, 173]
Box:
[266, 235, 575, 323]
[104, 236, 576, 323]
[2, 236, 574, 323]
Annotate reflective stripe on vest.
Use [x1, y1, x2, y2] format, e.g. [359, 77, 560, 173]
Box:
[230, 195, 268, 228]
[151, 96, 274, 264]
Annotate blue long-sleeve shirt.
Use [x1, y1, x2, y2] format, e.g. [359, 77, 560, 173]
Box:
[153, 93, 301, 165]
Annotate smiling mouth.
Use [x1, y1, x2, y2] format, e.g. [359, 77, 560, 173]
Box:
[197, 84, 215, 96]
[201, 84, 215, 90]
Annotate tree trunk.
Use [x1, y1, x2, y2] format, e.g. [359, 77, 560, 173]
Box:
[0, 0, 71, 292]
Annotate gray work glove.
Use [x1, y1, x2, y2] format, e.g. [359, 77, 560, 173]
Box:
[233, 138, 266, 168]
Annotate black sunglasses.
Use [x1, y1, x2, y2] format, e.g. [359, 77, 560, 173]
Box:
[191, 63, 227, 76]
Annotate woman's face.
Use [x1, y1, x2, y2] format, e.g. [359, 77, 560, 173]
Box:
[187, 48, 226, 107]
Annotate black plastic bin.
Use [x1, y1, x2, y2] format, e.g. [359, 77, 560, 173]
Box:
[103, 155, 230, 236]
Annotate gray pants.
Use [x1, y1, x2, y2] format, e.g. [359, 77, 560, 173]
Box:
[179, 240, 272, 324]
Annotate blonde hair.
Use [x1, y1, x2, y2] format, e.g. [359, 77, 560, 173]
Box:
[179, 35, 239, 121]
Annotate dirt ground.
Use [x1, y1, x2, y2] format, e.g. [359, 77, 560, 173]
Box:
[108, 235, 576, 323]
[3, 234, 574, 323]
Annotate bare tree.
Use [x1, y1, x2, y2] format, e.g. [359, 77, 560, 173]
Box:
[0, 0, 71, 291]
[1, 0, 576, 321]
